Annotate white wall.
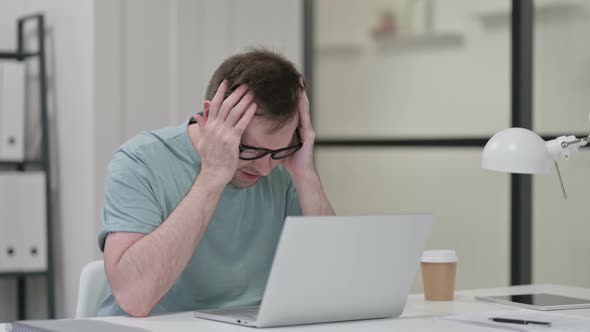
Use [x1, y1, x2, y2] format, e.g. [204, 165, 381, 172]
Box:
[118, 0, 303, 140]
[0, 0, 95, 321]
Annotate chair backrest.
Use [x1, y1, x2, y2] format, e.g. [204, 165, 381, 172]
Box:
[75, 260, 109, 318]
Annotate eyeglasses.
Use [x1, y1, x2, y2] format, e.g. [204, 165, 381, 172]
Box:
[188, 116, 302, 161]
[239, 131, 303, 160]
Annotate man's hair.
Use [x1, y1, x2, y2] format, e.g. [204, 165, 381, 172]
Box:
[205, 48, 304, 133]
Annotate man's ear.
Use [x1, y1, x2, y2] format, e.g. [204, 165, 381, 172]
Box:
[203, 101, 212, 118]
[194, 101, 212, 127]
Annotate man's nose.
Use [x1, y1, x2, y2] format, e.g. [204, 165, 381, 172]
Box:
[255, 154, 276, 176]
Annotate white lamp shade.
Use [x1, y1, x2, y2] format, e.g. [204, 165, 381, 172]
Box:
[482, 128, 551, 174]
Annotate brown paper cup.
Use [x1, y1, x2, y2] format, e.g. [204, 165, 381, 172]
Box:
[421, 262, 457, 301]
[421, 250, 458, 301]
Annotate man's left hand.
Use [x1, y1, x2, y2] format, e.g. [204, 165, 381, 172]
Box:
[283, 79, 318, 182]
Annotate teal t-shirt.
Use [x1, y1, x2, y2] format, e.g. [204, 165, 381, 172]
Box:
[96, 119, 302, 316]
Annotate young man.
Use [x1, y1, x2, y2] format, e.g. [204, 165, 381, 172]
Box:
[97, 49, 335, 317]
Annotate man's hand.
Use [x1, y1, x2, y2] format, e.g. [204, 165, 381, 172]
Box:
[284, 79, 318, 181]
[192, 80, 257, 186]
[284, 79, 335, 216]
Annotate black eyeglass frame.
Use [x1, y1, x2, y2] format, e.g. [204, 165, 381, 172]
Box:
[239, 131, 303, 160]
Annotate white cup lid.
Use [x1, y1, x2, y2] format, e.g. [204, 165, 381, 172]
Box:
[421, 250, 458, 263]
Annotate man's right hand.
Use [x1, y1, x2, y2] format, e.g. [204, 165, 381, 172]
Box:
[192, 80, 257, 186]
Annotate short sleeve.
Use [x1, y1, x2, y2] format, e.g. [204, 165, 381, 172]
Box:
[98, 151, 164, 251]
[285, 175, 302, 217]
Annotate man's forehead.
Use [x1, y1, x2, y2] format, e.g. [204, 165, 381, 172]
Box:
[249, 113, 298, 134]
[242, 115, 298, 147]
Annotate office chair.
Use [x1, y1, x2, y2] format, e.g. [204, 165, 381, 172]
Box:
[75, 260, 109, 318]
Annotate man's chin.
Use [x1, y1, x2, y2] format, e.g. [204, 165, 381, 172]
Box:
[231, 174, 260, 188]
[230, 179, 258, 188]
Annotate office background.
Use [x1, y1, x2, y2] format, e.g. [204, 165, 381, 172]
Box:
[0, 0, 589, 322]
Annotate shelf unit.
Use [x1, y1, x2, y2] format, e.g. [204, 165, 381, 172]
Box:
[373, 32, 464, 50]
[0, 14, 55, 319]
[315, 43, 363, 55]
[315, 31, 464, 55]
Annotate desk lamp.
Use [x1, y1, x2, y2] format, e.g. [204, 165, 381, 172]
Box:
[481, 114, 590, 198]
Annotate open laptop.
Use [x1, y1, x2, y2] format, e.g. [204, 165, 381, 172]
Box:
[194, 214, 433, 328]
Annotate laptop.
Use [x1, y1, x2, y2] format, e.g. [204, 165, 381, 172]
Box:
[193, 214, 433, 328]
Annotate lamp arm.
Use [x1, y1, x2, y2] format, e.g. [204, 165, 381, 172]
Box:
[546, 135, 589, 161]
[561, 135, 590, 148]
[545, 134, 588, 200]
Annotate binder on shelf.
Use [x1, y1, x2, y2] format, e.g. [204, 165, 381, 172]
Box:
[1, 14, 55, 319]
[0, 172, 47, 273]
[0, 62, 26, 162]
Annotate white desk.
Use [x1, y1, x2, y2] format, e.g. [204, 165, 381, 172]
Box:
[3, 284, 590, 331]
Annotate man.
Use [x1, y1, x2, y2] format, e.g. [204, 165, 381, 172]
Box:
[97, 49, 335, 317]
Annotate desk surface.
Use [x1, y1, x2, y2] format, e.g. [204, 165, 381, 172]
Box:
[3, 284, 590, 331]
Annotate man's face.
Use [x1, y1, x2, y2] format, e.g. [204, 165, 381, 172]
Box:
[231, 114, 299, 188]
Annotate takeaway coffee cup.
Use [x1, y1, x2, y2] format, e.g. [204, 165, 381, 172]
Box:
[421, 250, 458, 301]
